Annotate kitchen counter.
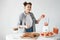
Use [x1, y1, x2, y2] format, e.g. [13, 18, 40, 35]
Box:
[6, 33, 60, 40]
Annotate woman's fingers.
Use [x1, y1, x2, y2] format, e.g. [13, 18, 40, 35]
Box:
[41, 14, 45, 18]
[18, 25, 26, 28]
[18, 25, 22, 28]
[38, 13, 46, 22]
[40, 12, 46, 19]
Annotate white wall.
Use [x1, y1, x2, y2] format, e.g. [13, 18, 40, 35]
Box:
[0, 0, 60, 40]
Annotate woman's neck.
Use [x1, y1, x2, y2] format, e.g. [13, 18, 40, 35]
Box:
[24, 11, 30, 15]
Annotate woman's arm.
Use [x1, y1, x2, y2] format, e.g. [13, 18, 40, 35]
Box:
[31, 13, 45, 24]
[35, 14, 45, 24]
[18, 24, 30, 29]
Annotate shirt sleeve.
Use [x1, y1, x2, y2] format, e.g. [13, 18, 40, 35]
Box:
[18, 13, 23, 25]
[31, 13, 38, 24]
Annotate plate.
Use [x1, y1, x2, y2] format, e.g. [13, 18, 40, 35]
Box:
[40, 32, 55, 37]
[20, 32, 40, 38]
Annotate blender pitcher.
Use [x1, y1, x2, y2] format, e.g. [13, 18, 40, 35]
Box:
[42, 17, 49, 32]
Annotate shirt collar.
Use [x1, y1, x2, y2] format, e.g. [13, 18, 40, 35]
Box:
[24, 11, 30, 16]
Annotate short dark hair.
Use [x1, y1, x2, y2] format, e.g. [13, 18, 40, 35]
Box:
[23, 2, 32, 6]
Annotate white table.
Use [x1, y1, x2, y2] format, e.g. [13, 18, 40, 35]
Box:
[6, 33, 60, 40]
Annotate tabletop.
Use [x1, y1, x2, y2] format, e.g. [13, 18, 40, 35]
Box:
[6, 33, 60, 40]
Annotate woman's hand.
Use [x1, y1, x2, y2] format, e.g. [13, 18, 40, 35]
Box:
[18, 24, 30, 29]
[37, 13, 46, 24]
[40, 13, 45, 19]
[18, 25, 26, 29]
[18, 25, 23, 28]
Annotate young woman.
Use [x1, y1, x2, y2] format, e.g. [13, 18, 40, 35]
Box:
[18, 2, 45, 32]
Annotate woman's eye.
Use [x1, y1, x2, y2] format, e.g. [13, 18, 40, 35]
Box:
[27, 6, 31, 8]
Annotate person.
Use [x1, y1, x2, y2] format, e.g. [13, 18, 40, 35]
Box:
[18, 2, 45, 32]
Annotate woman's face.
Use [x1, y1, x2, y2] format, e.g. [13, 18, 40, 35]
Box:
[24, 4, 32, 13]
